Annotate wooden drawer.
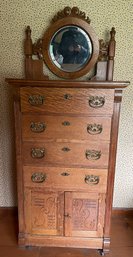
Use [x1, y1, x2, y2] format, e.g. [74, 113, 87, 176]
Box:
[23, 166, 108, 193]
[22, 114, 112, 142]
[23, 141, 110, 168]
[20, 87, 114, 115]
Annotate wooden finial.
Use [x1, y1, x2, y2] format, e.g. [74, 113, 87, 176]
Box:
[25, 26, 31, 39]
[109, 27, 116, 60]
[107, 27, 116, 80]
[24, 26, 32, 57]
[110, 27, 116, 40]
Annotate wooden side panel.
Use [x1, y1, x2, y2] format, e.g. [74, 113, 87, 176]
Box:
[14, 94, 26, 245]
[20, 87, 114, 115]
[22, 141, 110, 168]
[22, 114, 112, 142]
[103, 96, 122, 252]
[65, 192, 105, 238]
[24, 189, 64, 236]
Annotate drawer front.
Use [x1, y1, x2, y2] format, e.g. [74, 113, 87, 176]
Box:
[23, 142, 110, 168]
[22, 114, 112, 142]
[20, 87, 114, 115]
[23, 166, 108, 193]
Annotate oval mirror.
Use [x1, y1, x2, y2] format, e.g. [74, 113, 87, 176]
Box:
[49, 26, 92, 72]
[42, 7, 99, 79]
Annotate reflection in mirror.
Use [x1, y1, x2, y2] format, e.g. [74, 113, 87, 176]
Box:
[49, 26, 92, 72]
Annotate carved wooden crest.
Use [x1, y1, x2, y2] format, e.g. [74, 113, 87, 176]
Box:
[52, 6, 91, 24]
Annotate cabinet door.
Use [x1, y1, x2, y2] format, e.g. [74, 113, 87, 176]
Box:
[64, 192, 105, 238]
[24, 189, 64, 236]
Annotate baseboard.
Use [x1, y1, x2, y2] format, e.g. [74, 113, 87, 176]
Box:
[0, 206, 17, 215]
[112, 208, 133, 217]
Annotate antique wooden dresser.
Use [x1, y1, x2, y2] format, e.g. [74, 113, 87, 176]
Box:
[6, 7, 129, 256]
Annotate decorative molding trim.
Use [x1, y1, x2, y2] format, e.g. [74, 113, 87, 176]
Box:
[52, 6, 91, 24]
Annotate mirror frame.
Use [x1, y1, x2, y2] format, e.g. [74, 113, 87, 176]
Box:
[42, 7, 99, 79]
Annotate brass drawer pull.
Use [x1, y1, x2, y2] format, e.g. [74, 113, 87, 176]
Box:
[62, 147, 71, 152]
[87, 124, 102, 135]
[86, 150, 101, 160]
[61, 172, 70, 176]
[31, 172, 46, 183]
[62, 121, 71, 126]
[64, 94, 72, 100]
[89, 96, 105, 108]
[30, 122, 46, 133]
[85, 175, 99, 185]
[31, 148, 45, 158]
[28, 95, 44, 106]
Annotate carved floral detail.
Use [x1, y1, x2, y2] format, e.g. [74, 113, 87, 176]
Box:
[33, 38, 43, 59]
[52, 6, 91, 24]
[98, 39, 109, 61]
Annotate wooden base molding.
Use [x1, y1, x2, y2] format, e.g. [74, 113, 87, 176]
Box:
[20, 235, 103, 248]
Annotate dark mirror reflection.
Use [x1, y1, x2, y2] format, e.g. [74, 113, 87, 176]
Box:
[50, 26, 92, 72]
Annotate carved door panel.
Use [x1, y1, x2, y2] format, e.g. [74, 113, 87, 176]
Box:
[64, 192, 105, 237]
[24, 189, 64, 236]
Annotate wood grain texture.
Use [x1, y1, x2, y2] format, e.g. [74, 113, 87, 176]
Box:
[5, 78, 130, 89]
[22, 114, 112, 142]
[23, 166, 108, 193]
[22, 141, 110, 168]
[25, 235, 103, 248]
[20, 87, 114, 115]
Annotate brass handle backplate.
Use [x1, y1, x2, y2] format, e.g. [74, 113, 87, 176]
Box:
[31, 172, 46, 183]
[31, 148, 45, 158]
[86, 150, 101, 160]
[30, 122, 46, 133]
[28, 95, 44, 106]
[89, 96, 105, 108]
[85, 175, 99, 185]
[87, 124, 103, 135]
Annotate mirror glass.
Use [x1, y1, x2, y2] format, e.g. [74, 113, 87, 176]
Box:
[49, 26, 92, 72]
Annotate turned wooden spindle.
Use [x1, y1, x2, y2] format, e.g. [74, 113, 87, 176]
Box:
[107, 27, 116, 81]
[24, 26, 33, 78]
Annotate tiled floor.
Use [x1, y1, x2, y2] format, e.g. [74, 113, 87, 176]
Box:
[0, 208, 133, 257]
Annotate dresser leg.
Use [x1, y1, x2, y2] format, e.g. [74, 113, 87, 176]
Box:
[98, 237, 110, 255]
[103, 237, 110, 254]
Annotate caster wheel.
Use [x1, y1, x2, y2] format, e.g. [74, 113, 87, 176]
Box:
[98, 249, 105, 256]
